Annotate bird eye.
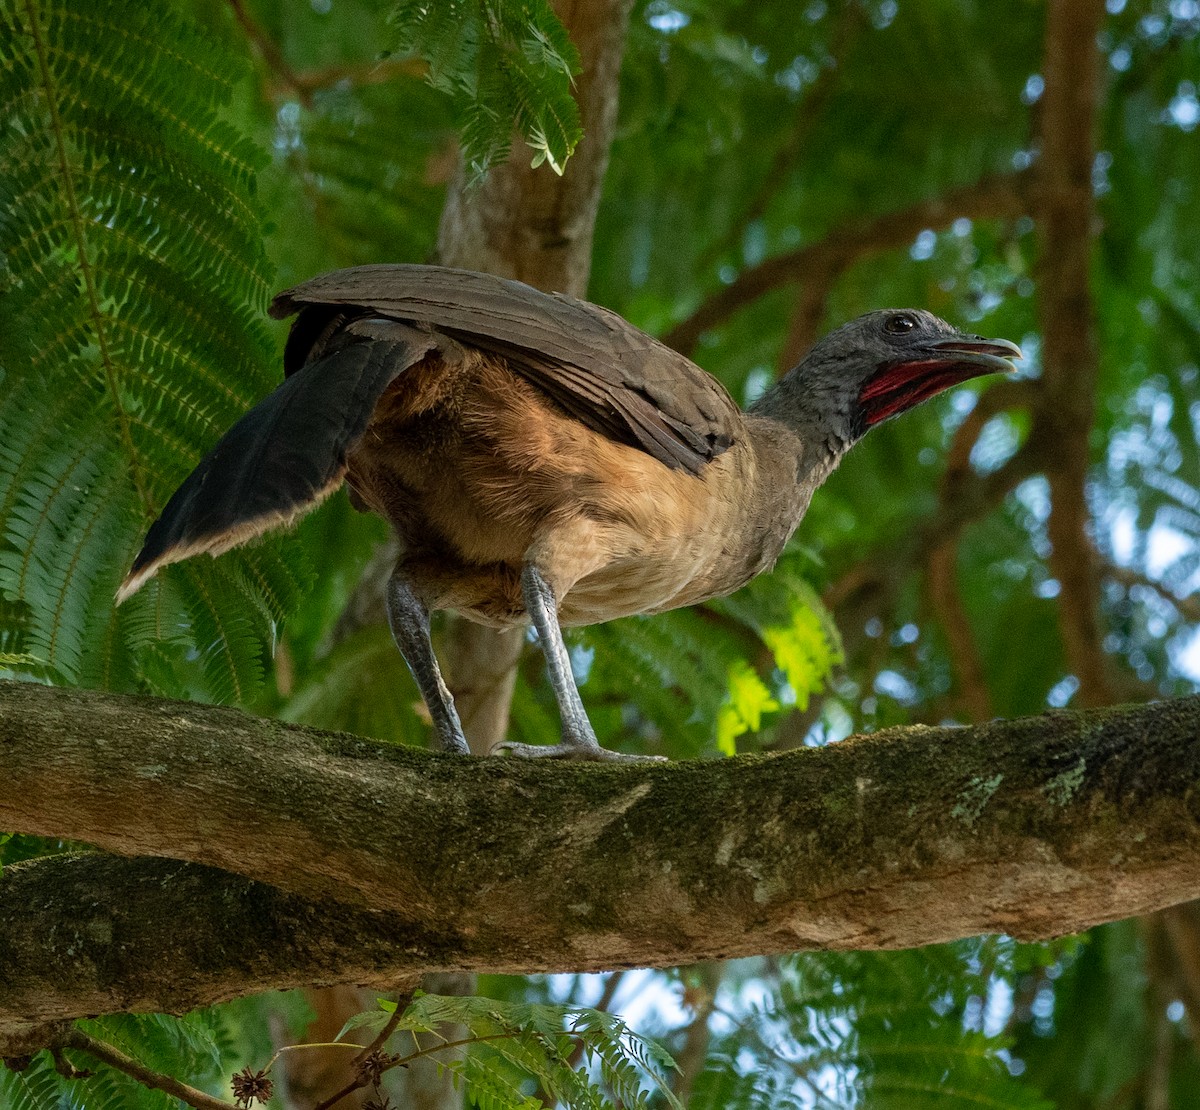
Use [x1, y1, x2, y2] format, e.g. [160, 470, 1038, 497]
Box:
[884, 313, 917, 335]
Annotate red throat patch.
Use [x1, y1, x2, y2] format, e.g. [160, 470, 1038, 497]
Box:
[859, 360, 969, 425]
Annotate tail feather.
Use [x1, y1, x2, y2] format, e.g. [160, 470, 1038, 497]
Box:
[118, 325, 435, 602]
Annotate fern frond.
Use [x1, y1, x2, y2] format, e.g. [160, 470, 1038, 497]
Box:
[702, 947, 1053, 1110]
[337, 993, 679, 1110]
[0, 1054, 68, 1110]
[81, 1012, 226, 1082]
[0, 0, 309, 700]
[276, 79, 446, 269]
[388, 0, 582, 180]
[585, 609, 743, 756]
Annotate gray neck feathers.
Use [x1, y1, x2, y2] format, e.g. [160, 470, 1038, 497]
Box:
[749, 362, 861, 494]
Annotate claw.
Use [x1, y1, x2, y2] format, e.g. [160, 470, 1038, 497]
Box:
[490, 740, 667, 763]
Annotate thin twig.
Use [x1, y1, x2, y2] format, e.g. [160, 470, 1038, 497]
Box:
[49, 1046, 91, 1080]
[310, 1020, 654, 1110]
[310, 1073, 363, 1110]
[61, 1029, 238, 1110]
[226, 0, 314, 109]
[310, 1030, 528, 1110]
[267, 57, 427, 101]
[306, 981, 425, 1109]
[309, 1071, 367, 1110]
[261, 1041, 364, 1076]
[351, 985, 418, 1066]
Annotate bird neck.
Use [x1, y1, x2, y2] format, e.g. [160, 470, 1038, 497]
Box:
[748, 372, 859, 495]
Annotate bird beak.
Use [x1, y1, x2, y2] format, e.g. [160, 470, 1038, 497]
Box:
[926, 335, 1024, 374]
[859, 335, 1022, 427]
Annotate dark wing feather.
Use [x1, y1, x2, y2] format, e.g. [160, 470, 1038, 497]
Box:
[118, 323, 435, 601]
[270, 264, 741, 474]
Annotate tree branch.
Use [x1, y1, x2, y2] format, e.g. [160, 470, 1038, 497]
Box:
[227, 0, 314, 109]
[3, 681, 1200, 1036]
[922, 379, 1041, 722]
[926, 541, 993, 722]
[776, 255, 840, 374]
[670, 963, 724, 1106]
[824, 435, 1044, 621]
[266, 57, 427, 101]
[921, 376, 1046, 720]
[663, 170, 1033, 356]
[61, 1028, 237, 1110]
[697, 1, 870, 277]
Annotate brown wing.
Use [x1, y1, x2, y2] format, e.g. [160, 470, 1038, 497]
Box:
[270, 264, 742, 475]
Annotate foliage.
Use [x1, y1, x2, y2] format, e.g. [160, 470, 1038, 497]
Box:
[268, 76, 449, 278]
[0, 0, 309, 702]
[388, 0, 582, 180]
[338, 993, 681, 1110]
[2, 0, 1200, 1107]
[0, 1010, 243, 1109]
[690, 942, 1055, 1110]
[564, 549, 842, 758]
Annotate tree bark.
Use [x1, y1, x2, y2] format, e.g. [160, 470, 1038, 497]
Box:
[3, 680, 1200, 1041]
[435, 0, 633, 294]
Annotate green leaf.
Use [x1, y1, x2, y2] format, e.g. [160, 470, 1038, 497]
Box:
[329, 993, 680, 1110]
[715, 659, 779, 756]
[0, 0, 309, 701]
[388, 0, 582, 180]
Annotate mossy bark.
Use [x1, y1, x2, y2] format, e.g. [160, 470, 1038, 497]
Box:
[2, 680, 1200, 1040]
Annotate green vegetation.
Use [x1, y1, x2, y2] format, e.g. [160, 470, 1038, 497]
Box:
[2, 0, 1199, 1106]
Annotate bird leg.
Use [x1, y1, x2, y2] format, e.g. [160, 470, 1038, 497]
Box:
[385, 570, 470, 756]
[493, 565, 662, 762]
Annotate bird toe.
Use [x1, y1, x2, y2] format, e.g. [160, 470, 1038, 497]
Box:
[489, 740, 666, 763]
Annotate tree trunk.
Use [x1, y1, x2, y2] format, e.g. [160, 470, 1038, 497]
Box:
[1033, 0, 1112, 707]
[434, 0, 635, 755]
[318, 5, 636, 1103]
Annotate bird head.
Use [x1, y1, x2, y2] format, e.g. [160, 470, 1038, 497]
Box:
[760, 310, 1022, 447]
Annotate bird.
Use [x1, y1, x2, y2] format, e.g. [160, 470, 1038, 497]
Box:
[117, 264, 1020, 760]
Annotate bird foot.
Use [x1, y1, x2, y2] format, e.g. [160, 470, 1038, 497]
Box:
[490, 740, 667, 763]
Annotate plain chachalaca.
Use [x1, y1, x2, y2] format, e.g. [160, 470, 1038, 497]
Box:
[118, 264, 1020, 760]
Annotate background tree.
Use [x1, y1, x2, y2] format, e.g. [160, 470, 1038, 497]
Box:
[2, 0, 1200, 1108]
